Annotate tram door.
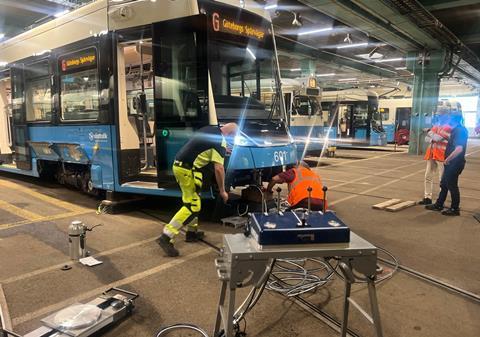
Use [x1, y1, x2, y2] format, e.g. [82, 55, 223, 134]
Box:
[10, 66, 32, 170]
[0, 75, 13, 160]
[152, 15, 209, 186]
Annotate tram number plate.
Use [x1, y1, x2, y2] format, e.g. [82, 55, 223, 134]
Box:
[274, 151, 288, 163]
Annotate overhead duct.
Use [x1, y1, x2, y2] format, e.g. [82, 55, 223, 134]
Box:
[381, 0, 480, 77]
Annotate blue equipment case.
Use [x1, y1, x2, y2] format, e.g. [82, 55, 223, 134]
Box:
[248, 211, 350, 245]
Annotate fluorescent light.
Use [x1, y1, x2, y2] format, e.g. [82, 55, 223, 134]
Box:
[338, 78, 357, 81]
[375, 58, 403, 63]
[54, 10, 70, 18]
[395, 67, 407, 70]
[33, 49, 51, 56]
[337, 42, 368, 49]
[246, 47, 256, 60]
[298, 27, 332, 36]
[290, 68, 301, 71]
[316, 73, 335, 77]
[265, 4, 278, 10]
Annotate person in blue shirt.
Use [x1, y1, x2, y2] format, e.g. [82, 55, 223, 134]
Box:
[426, 112, 468, 216]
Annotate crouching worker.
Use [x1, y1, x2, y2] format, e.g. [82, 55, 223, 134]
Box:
[265, 161, 327, 210]
[157, 123, 238, 257]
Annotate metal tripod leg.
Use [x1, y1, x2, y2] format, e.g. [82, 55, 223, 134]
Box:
[214, 280, 227, 336]
[338, 262, 384, 337]
[213, 280, 237, 337]
[367, 277, 384, 337]
[340, 278, 352, 337]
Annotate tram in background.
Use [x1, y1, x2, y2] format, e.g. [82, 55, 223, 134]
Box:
[0, 0, 297, 197]
[283, 77, 333, 155]
[321, 89, 387, 147]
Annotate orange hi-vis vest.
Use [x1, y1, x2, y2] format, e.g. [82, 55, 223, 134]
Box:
[424, 125, 452, 162]
[287, 166, 326, 208]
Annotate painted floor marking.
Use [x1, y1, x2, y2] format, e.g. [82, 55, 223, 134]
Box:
[11, 247, 212, 326]
[0, 200, 43, 223]
[0, 210, 93, 230]
[1, 236, 162, 284]
[0, 180, 87, 213]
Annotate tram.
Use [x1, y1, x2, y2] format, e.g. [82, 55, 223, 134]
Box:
[0, 0, 297, 197]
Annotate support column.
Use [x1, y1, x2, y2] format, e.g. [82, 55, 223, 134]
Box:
[407, 50, 447, 155]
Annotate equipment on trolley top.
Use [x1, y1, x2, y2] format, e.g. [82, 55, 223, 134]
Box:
[246, 186, 350, 246]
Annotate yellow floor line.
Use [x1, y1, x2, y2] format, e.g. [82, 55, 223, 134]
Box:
[0, 210, 93, 230]
[0, 180, 87, 213]
[0, 200, 43, 222]
[11, 247, 212, 326]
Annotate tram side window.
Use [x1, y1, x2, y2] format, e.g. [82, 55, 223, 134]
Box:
[26, 78, 52, 122]
[61, 68, 99, 121]
[378, 108, 389, 121]
[25, 60, 52, 122]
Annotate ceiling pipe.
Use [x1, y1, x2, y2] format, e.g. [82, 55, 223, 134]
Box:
[381, 0, 480, 77]
[330, 0, 424, 50]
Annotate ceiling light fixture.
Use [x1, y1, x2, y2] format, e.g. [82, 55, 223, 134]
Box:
[395, 67, 407, 70]
[298, 27, 332, 36]
[374, 58, 403, 63]
[339, 78, 357, 81]
[265, 4, 278, 10]
[343, 33, 352, 44]
[290, 68, 301, 71]
[316, 73, 336, 77]
[54, 10, 70, 18]
[292, 12, 302, 27]
[337, 42, 368, 49]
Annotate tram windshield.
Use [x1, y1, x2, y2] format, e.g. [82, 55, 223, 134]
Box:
[204, 3, 282, 121]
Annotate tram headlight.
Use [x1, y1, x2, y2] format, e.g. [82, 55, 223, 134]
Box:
[234, 134, 250, 146]
[234, 131, 255, 147]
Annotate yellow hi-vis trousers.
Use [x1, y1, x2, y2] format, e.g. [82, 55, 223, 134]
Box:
[163, 165, 203, 240]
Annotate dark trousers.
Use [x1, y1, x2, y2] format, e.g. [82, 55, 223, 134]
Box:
[436, 162, 465, 210]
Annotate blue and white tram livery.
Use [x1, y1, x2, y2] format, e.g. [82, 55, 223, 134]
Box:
[321, 89, 387, 147]
[0, 0, 297, 197]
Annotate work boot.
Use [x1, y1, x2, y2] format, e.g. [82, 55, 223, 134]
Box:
[418, 198, 432, 205]
[185, 231, 205, 242]
[157, 234, 179, 257]
[425, 203, 443, 211]
[441, 208, 460, 216]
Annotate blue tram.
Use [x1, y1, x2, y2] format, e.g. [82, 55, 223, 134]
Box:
[0, 0, 297, 197]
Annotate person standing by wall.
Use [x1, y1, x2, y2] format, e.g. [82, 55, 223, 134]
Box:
[426, 110, 468, 216]
[419, 106, 452, 205]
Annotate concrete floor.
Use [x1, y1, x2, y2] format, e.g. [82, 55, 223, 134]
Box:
[1, 139, 479, 337]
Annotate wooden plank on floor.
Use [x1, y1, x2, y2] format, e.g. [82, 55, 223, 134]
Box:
[385, 200, 417, 212]
[372, 199, 402, 210]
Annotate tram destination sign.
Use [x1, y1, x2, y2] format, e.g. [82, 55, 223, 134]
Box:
[60, 47, 97, 72]
[211, 12, 266, 41]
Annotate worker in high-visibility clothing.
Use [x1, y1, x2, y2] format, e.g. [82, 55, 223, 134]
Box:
[265, 161, 326, 210]
[157, 123, 238, 257]
[419, 104, 452, 205]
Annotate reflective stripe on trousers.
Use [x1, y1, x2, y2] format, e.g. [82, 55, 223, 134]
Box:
[164, 165, 203, 240]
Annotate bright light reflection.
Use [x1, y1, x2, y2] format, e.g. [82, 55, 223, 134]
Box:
[298, 27, 332, 36]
